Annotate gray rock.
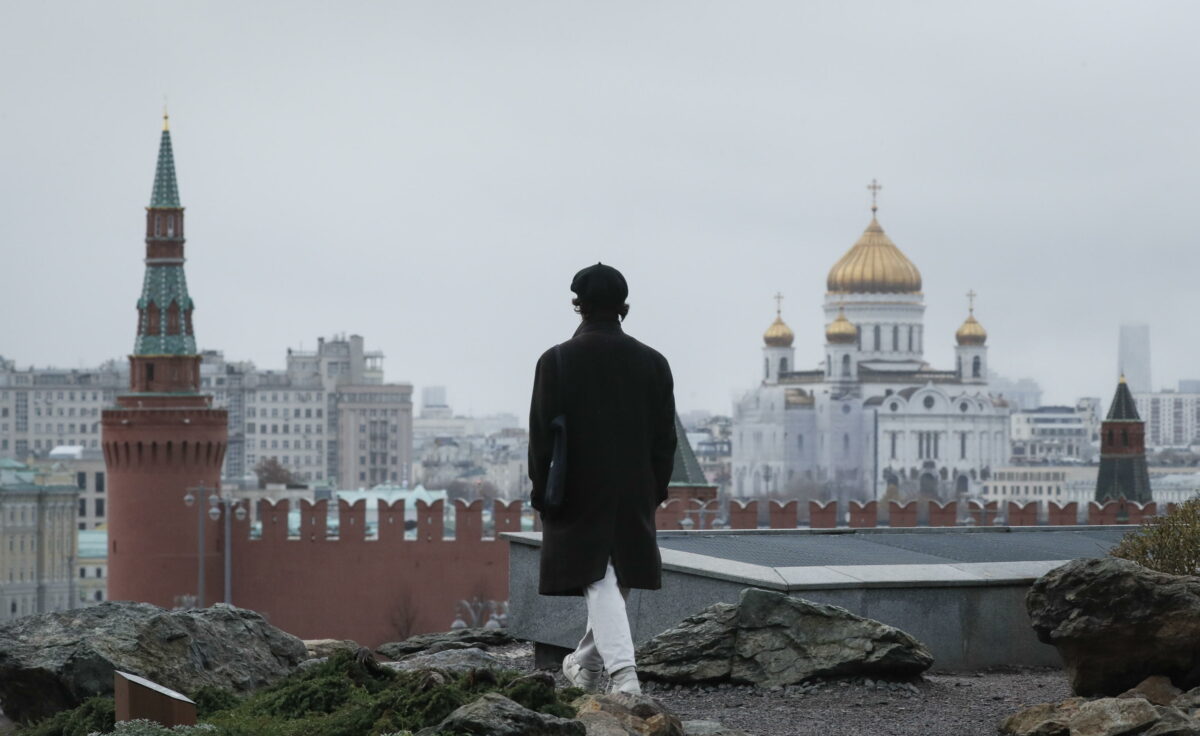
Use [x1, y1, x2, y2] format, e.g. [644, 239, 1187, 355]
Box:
[302, 638, 359, 659]
[1121, 676, 1184, 706]
[1000, 697, 1180, 736]
[0, 601, 306, 723]
[1175, 687, 1200, 710]
[634, 603, 738, 683]
[376, 627, 514, 659]
[384, 646, 506, 674]
[1146, 706, 1200, 736]
[573, 693, 684, 736]
[415, 692, 583, 736]
[1070, 698, 1161, 736]
[1027, 558, 1200, 696]
[637, 588, 932, 687]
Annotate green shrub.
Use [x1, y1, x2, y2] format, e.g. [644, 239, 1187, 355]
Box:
[92, 721, 217, 736]
[15, 696, 114, 736]
[190, 688, 240, 719]
[19, 649, 578, 736]
[1111, 497, 1200, 575]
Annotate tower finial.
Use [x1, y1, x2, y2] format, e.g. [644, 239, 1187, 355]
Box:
[967, 289, 977, 314]
[162, 102, 169, 131]
[773, 292, 784, 316]
[867, 178, 882, 214]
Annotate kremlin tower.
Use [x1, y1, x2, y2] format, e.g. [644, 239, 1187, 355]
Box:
[1095, 376, 1152, 504]
[102, 113, 228, 608]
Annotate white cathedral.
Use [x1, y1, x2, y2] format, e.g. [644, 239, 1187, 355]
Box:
[732, 195, 1011, 503]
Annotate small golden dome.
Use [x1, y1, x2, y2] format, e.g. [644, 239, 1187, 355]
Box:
[827, 216, 922, 294]
[763, 313, 794, 347]
[825, 307, 857, 344]
[956, 311, 987, 346]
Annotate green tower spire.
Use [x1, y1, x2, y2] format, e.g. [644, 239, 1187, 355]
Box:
[133, 111, 196, 359]
[150, 112, 180, 208]
[670, 413, 709, 486]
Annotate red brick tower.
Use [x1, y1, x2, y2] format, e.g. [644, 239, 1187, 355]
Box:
[102, 113, 228, 607]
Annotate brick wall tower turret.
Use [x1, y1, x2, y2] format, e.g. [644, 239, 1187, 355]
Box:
[102, 113, 229, 607]
[1095, 375, 1151, 503]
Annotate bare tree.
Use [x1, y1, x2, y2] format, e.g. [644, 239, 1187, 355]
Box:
[254, 457, 295, 489]
[389, 587, 420, 641]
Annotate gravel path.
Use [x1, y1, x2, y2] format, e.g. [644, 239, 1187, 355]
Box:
[491, 642, 1071, 736]
[644, 670, 1071, 736]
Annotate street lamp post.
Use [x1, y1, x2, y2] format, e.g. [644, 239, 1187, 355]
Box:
[214, 494, 247, 604]
[182, 480, 246, 605]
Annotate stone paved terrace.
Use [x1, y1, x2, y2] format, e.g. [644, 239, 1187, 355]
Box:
[506, 525, 1131, 671]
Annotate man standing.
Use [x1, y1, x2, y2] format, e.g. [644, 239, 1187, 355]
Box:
[528, 263, 677, 695]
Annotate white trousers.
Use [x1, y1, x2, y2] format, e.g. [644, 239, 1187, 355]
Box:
[573, 560, 635, 674]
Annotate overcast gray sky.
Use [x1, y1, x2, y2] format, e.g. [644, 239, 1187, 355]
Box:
[2, 1, 1196, 418]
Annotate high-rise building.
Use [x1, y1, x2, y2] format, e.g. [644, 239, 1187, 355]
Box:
[101, 113, 229, 608]
[1095, 377, 1152, 503]
[1131, 389, 1200, 449]
[1118, 323, 1152, 394]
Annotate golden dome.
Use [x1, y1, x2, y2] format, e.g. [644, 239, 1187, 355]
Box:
[956, 311, 987, 346]
[826, 216, 922, 294]
[763, 313, 794, 347]
[825, 307, 857, 344]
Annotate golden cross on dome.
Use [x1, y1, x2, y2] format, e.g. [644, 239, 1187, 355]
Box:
[774, 292, 784, 315]
[967, 289, 977, 313]
[867, 179, 882, 213]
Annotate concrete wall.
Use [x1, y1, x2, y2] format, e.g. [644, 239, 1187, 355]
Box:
[507, 537, 1063, 672]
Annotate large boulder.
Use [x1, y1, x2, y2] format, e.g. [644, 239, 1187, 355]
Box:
[637, 588, 932, 687]
[415, 692, 584, 736]
[1026, 558, 1200, 696]
[572, 693, 684, 736]
[0, 601, 306, 723]
[1000, 698, 1163, 736]
[376, 628, 514, 659]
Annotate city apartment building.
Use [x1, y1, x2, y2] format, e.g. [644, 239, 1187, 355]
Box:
[1009, 399, 1101, 464]
[1134, 385, 1200, 449]
[0, 357, 125, 459]
[1, 334, 413, 490]
[0, 459, 79, 622]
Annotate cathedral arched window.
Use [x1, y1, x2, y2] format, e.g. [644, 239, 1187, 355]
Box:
[873, 325, 881, 351]
[779, 357, 788, 375]
[841, 354, 851, 378]
[764, 358, 769, 380]
[972, 356, 982, 378]
[892, 325, 899, 351]
[797, 435, 804, 453]
[907, 326, 913, 352]
[167, 215, 175, 237]
[843, 433, 850, 454]
[957, 357, 962, 376]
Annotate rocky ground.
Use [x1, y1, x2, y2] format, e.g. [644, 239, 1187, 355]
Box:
[489, 641, 1074, 736]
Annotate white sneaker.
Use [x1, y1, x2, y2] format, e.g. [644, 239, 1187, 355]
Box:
[609, 666, 642, 695]
[562, 652, 602, 692]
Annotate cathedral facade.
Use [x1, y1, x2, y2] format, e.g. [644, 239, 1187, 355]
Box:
[732, 196, 1010, 503]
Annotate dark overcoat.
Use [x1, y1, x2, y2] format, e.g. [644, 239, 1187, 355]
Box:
[528, 319, 677, 596]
